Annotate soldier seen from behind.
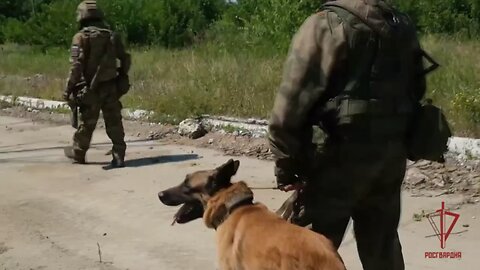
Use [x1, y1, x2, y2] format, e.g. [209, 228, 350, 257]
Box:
[268, 0, 448, 269]
[63, 0, 131, 168]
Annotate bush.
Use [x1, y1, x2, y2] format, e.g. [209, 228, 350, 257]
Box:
[392, 0, 480, 37]
[214, 0, 480, 53]
[0, 0, 34, 20]
[451, 90, 480, 135]
[1, 35, 479, 137]
[212, 0, 320, 52]
[2, 0, 77, 48]
[1, 18, 32, 44]
[1, 0, 480, 48]
[1, 0, 227, 48]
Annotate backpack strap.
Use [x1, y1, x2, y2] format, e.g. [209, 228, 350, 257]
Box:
[420, 49, 440, 76]
[81, 27, 113, 91]
[323, 2, 440, 78]
[322, 1, 401, 37]
[322, 5, 379, 111]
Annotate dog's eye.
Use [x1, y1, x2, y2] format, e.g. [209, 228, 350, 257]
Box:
[185, 187, 198, 195]
[182, 185, 195, 195]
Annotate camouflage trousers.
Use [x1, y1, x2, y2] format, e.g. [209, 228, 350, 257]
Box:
[304, 140, 407, 270]
[72, 80, 126, 160]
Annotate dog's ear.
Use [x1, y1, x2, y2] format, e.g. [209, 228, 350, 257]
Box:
[206, 159, 240, 195]
[215, 159, 240, 182]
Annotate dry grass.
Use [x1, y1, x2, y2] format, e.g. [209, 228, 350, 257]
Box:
[422, 36, 480, 136]
[1, 36, 479, 136]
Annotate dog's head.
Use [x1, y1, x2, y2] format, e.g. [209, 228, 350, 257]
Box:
[158, 159, 240, 224]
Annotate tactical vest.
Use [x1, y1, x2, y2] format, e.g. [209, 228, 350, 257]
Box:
[320, 1, 420, 142]
[80, 26, 117, 86]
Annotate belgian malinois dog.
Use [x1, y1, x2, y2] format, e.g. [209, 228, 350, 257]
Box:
[158, 159, 345, 270]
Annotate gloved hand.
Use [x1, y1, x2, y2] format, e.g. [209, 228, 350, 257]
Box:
[62, 91, 71, 102]
[274, 158, 303, 190]
[275, 185, 311, 227]
[291, 187, 311, 226]
[277, 175, 299, 191]
[63, 91, 77, 108]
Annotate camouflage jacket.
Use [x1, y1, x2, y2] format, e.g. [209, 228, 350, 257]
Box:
[65, 22, 131, 94]
[268, 0, 426, 183]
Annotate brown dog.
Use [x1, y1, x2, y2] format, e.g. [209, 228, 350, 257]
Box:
[158, 159, 346, 270]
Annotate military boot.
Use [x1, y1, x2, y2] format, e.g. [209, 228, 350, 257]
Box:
[110, 152, 125, 168]
[64, 146, 86, 164]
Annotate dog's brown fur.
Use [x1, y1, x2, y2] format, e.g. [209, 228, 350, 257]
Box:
[158, 160, 346, 270]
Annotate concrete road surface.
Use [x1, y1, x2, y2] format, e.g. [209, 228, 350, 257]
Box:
[0, 115, 478, 270]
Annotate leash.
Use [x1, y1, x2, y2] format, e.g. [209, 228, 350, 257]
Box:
[249, 186, 279, 190]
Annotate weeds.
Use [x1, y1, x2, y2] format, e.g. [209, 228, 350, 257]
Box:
[47, 107, 70, 115]
[221, 124, 250, 134]
[0, 35, 479, 137]
[0, 100, 12, 109]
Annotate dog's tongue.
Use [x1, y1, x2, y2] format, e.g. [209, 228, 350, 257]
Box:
[171, 217, 177, 226]
[171, 212, 182, 226]
[170, 201, 203, 225]
[172, 203, 191, 225]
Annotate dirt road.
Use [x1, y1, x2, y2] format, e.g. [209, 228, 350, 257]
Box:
[0, 115, 478, 270]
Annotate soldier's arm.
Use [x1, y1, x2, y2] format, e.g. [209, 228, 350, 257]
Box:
[268, 12, 347, 182]
[65, 33, 85, 96]
[114, 33, 131, 75]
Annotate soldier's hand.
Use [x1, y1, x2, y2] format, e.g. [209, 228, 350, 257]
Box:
[62, 91, 70, 102]
[276, 172, 303, 192]
[279, 182, 304, 192]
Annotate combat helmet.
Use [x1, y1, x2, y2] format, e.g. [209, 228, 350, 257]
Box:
[76, 1, 104, 22]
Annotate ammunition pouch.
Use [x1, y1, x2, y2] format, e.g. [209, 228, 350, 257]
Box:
[406, 100, 452, 162]
[116, 71, 130, 97]
[323, 98, 413, 142]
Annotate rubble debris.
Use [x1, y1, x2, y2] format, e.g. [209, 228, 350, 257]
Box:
[178, 118, 207, 139]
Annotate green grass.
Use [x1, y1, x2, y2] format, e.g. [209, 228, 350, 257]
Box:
[47, 106, 70, 114]
[1, 35, 479, 137]
[220, 124, 251, 134]
[422, 36, 480, 136]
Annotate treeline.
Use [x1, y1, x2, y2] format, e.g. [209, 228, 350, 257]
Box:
[1, 0, 479, 49]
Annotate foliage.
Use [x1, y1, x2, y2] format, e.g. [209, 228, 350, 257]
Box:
[2, 0, 480, 48]
[1, 0, 479, 136]
[1, 0, 226, 48]
[391, 0, 480, 37]
[0, 0, 53, 20]
[451, 90, 480, 135]
[1, 36, 479, 137]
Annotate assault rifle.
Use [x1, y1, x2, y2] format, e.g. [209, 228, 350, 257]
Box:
[67, 81, 87, 129]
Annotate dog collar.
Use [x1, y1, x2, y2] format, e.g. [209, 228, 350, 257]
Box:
[212, 193, 254, 230]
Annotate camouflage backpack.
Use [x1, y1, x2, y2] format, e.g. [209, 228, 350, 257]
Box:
[76, 26, 130, 101]
[319, 0, 451, 161]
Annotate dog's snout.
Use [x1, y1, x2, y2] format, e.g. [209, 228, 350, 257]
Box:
[158, 189, 185, 206]
[158, 191, 166, 202]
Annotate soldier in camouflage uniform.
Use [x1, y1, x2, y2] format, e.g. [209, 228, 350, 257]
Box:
[63, 1, 131, 168]
[268, 0, 427, 269]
